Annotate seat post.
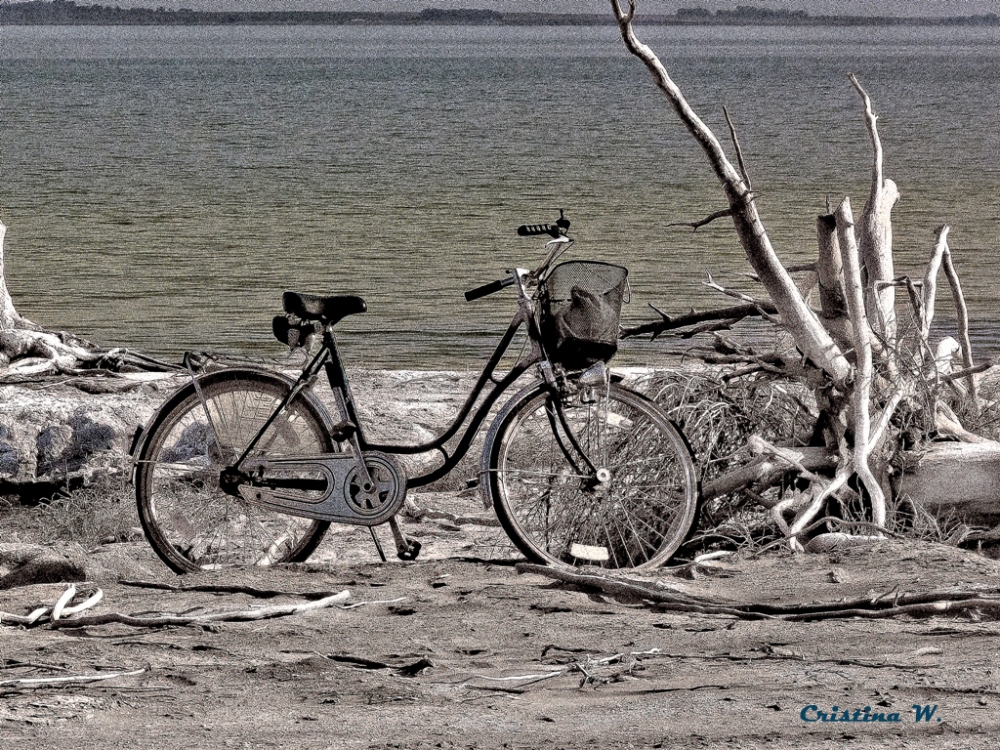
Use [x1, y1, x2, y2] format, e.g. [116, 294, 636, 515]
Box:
[322, 327, 367, 446]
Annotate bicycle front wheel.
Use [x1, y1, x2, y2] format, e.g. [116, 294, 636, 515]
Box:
[484, 382, 698, 571]
[135, 369, 334, 574]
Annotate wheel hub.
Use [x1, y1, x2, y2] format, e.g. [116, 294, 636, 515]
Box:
[219, 466, 249, 497]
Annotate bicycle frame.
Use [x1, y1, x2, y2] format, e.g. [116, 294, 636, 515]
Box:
[228, 265, 555, 489]
[132, 220, 703, 573]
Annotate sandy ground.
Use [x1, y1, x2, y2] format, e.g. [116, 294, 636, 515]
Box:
[3, 487, 1000, 749]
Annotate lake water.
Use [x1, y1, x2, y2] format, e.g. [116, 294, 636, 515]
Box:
[1, 23, 999, 368]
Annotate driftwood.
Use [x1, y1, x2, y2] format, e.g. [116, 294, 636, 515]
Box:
[518, 563, 1000, 621]
[0, 584, 355, 630]
[620, 301, 776, 340]
[900, 442, 1000, 517]
[0, 668, 147, 690]
[0, 220, 175, 377]
[610, 0, 851, 387]
[47, 590, 352, 630]
[850, 71, 899, 344]
[702, 433, 1000, 528]
[700, 443, 837, 506]
[119, 579, 350, 600]
[609, 0, 992, 544]
[0, 584, 104, 626]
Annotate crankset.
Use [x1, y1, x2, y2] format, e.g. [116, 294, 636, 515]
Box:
[228, 450, 407, 526]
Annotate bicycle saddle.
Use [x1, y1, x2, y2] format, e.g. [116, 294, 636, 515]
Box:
[282, 292, 367, 325]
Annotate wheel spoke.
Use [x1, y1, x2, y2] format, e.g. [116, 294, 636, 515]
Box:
[489, 384, 697, 571]
[136, 372, 333, 573]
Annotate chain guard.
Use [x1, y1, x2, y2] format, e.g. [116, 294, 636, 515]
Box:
[236, 450, 406, 526]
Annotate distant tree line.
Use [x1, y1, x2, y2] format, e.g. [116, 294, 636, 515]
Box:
[0, 1, 998, 26]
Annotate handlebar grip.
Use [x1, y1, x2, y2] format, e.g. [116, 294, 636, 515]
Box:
[517, 223, 553, 237]
[465, 277, 513, 301]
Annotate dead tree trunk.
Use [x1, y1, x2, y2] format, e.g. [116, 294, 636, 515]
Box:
[850, 73, 899, 345]
[0, 223, 18, 329]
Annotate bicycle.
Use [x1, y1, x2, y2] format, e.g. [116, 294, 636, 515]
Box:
[131, 212, 699, 574]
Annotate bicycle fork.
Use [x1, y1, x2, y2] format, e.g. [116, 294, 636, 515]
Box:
[542, 362, 613, 489]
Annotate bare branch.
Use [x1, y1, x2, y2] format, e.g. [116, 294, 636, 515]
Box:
[620, 301, 776, 339]
[723, 106, 753, 192]
[941, 244, 978, 404]
[702, 275, 783, 326]
[0, 668, 147, 689]
[666, 207, 733, 231]
[849, 73, 899, 344]
[611, 3, 851, 385]
[848, 72, 884, 197]
[922, 225, 950, 340]
[48, 590, 352, 630]
[938, 361, 991, 387]
[700, 446, 838, 504]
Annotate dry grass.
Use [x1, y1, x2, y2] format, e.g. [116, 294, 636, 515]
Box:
[0, 462, 140, 547]
[633, 367, 990, 557]
[633, 369, 816, 556]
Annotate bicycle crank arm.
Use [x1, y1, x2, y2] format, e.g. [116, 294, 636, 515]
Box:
[235, 451, 406, 526]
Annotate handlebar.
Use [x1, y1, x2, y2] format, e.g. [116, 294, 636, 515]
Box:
[517, 223, 561, 238]
[516, 208, 571, 238]
[465, 211, 573, 302]
[465, 276, 516, 302]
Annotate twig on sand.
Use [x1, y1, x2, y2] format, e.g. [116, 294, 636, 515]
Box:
[0, 668, 147, 689]
[119, 580, 349, 600]
[47, 590, 351, 630]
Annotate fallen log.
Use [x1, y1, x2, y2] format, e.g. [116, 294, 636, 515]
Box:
[700, 445, 838, 506]
[701, 436, 1000, 524]
[899, 441, 1000, 518]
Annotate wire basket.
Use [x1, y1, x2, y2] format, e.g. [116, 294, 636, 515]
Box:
[539, 261, 629, 370]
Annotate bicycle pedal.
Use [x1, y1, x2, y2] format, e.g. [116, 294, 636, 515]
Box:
[329, 420, 358, 442]
[388, 516, 422, 561]
[395, 539, 422, 562]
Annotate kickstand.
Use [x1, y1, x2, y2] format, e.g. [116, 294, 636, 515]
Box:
[369, 526, 387, 563]
[388, 517, 422, 561]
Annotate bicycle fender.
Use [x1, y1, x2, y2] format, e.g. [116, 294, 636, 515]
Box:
[130, 367, 336, 468]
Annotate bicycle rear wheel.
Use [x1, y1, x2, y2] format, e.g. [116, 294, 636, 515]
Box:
[484, 382, 698, 571]
[135, 369, 334, 574]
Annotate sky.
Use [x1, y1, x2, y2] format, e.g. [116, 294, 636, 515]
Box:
[26, 1, 1000, 18]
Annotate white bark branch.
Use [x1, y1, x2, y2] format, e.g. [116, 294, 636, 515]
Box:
[941, 245, 977, 404]
[0, 222, 23, 329]
[611, 0, 852, 386]
[0, 668, 146, 689]
[922, 226, 949, 340]
[922, 225, 978, 404]
[835, 197, 886, 527]
[48, 590, 353, 629]
[849, 73, 899, 345]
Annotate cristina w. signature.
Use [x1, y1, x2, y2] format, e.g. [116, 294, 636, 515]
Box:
[799, 704, 941, 723]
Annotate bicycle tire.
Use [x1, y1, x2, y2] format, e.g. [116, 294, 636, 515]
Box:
[484, 382, 698, 571]
[135, 368, 334, 574]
